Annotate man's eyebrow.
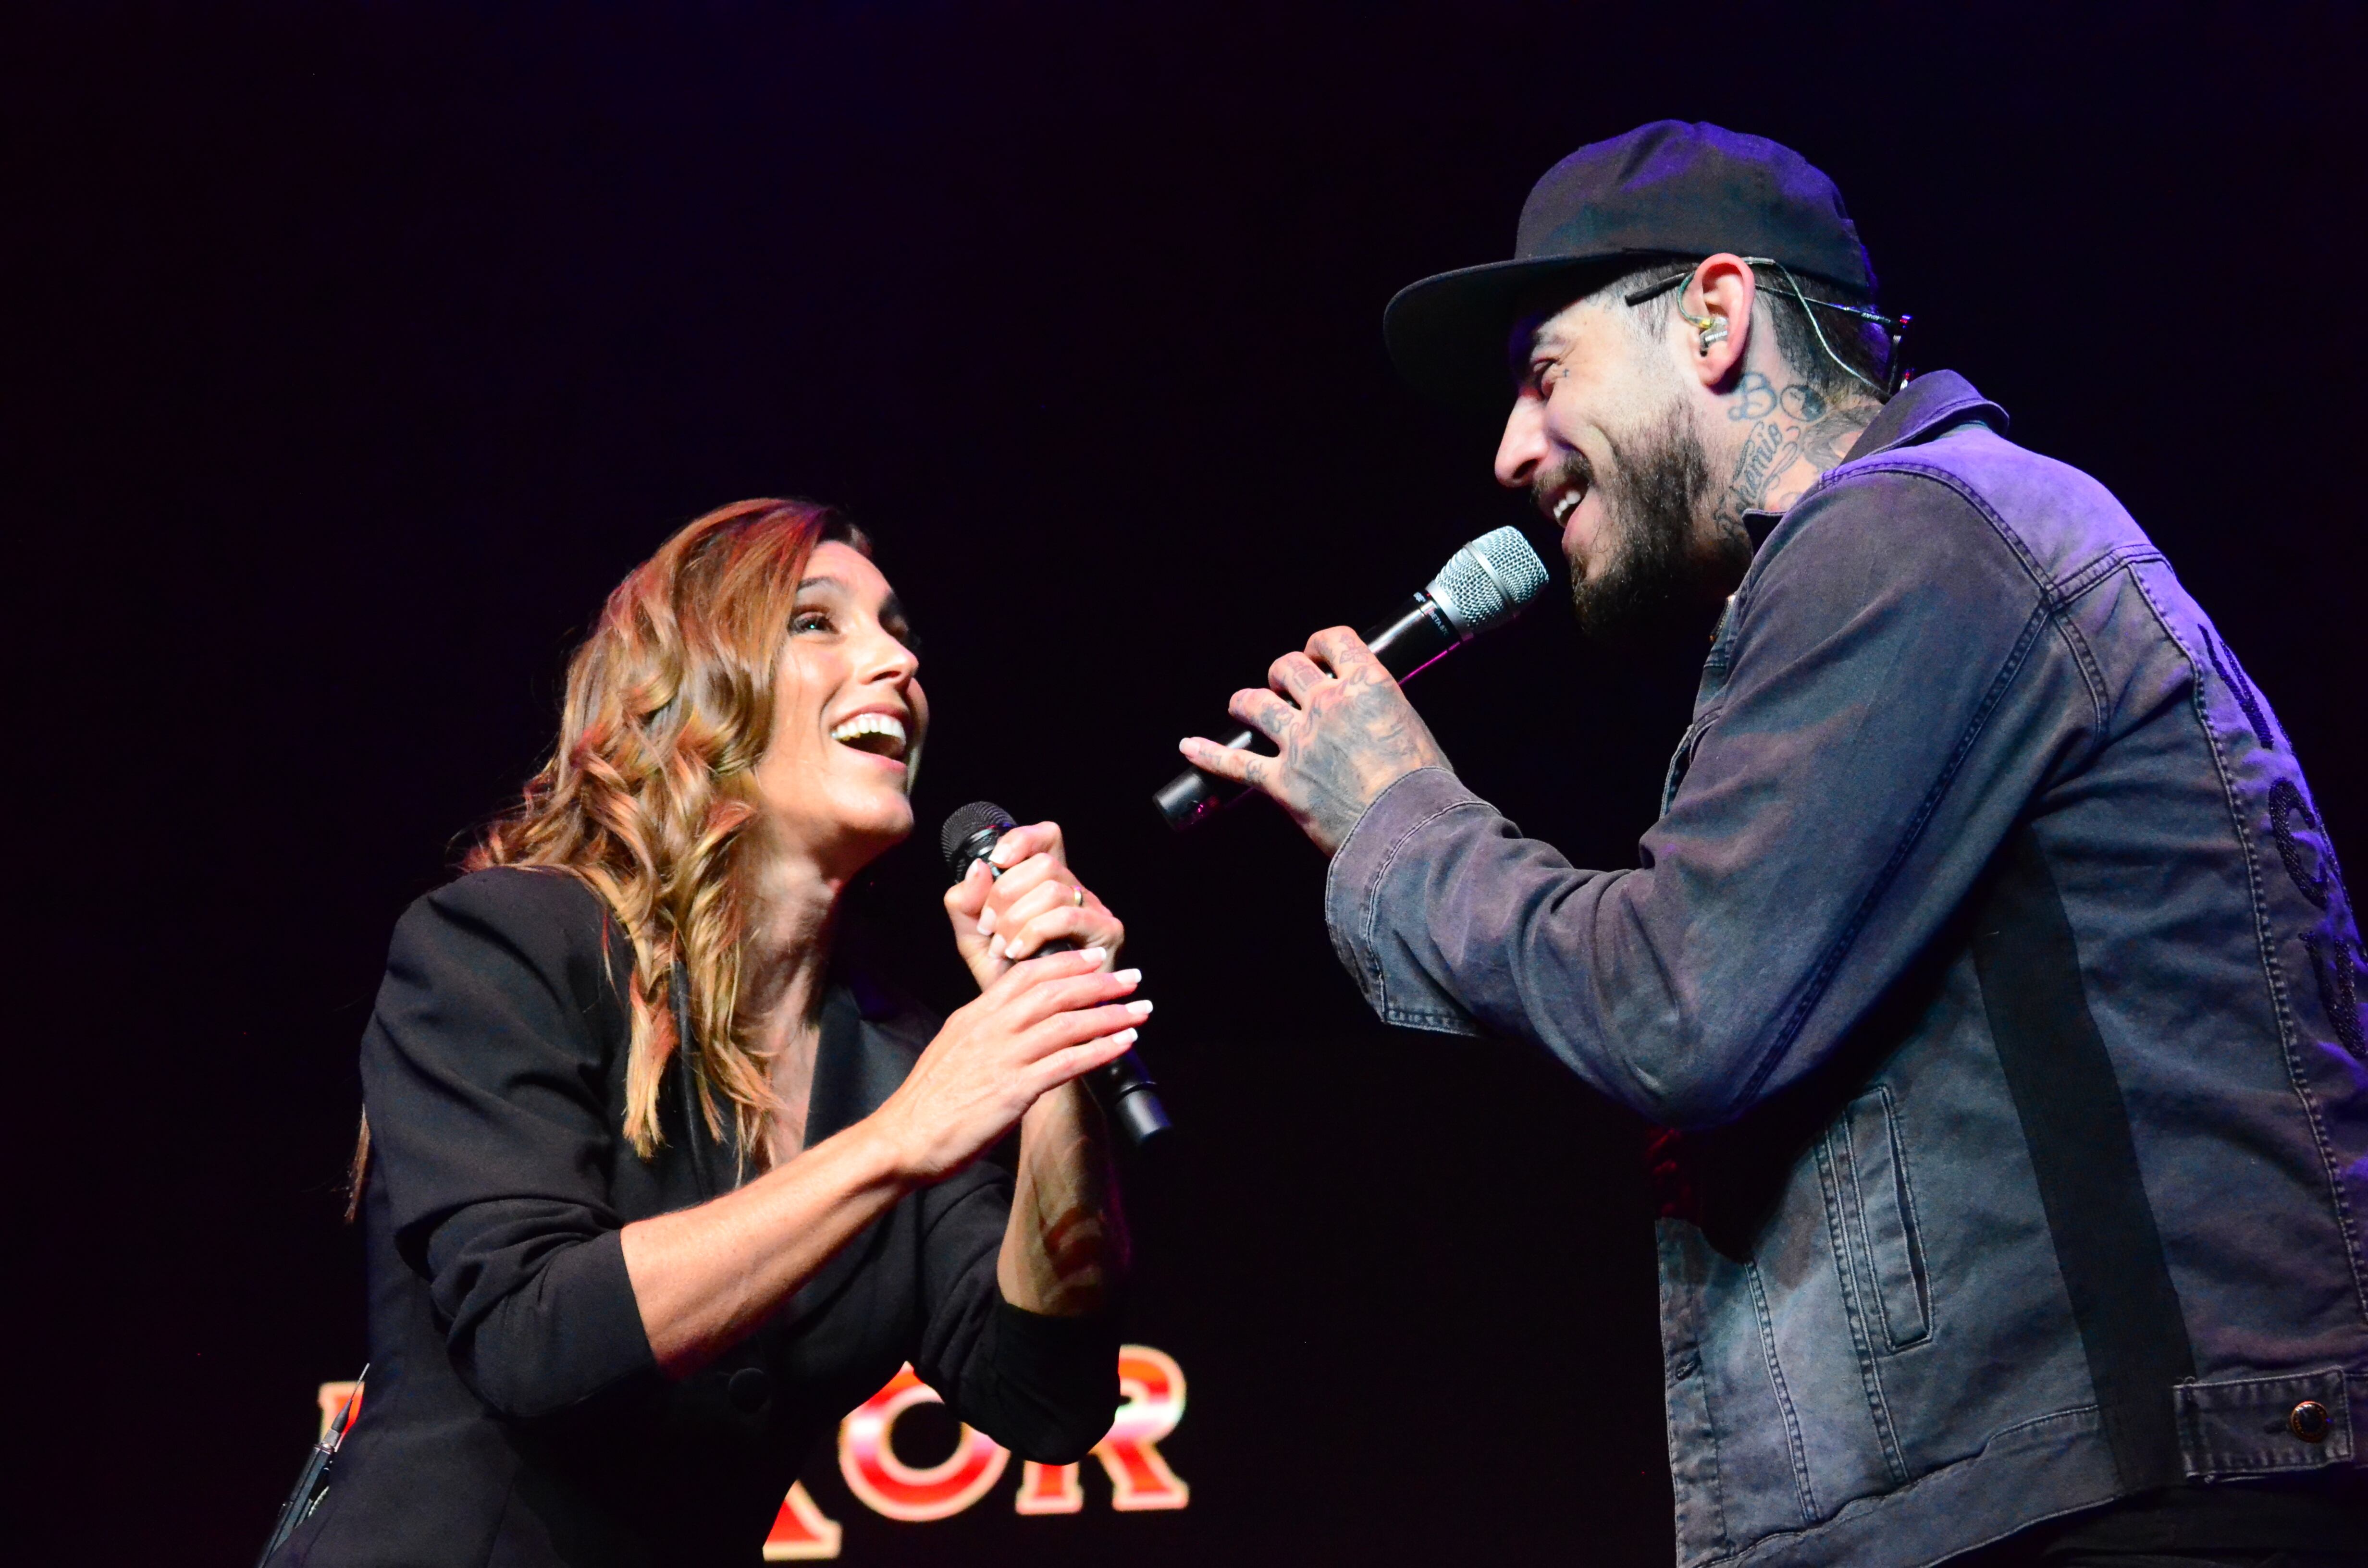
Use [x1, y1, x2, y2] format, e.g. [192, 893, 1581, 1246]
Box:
[1506, 318, 1560, 377]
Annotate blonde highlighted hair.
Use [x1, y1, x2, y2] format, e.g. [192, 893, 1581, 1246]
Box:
[474, 497, 869, 1162]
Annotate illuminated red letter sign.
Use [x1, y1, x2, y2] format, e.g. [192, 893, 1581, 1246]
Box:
[1011, 1344, 1191, 1513]
[324, 1343, 1187, 1557]
[1098, 1345, 1191, 1510]
[762, 1482, 843, 1561]
[837, 1364, 1011, 1522]
[1013, 1459, 1084, 1515]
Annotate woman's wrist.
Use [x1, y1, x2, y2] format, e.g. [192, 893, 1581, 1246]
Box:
[1018, 1078, 1093, 1147]
[828, 1107, 937, 1195]
[1000, 1081, 1123, 1314]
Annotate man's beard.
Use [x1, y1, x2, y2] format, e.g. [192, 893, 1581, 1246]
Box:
[1542, 407, 1746, 643]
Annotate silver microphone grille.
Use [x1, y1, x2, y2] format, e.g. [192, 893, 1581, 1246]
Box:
[1425, 526, 1551, 637]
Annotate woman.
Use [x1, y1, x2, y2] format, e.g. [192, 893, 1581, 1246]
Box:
[281, 499, 1143, 1566]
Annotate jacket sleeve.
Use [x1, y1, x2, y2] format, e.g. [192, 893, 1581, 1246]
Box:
[906, 1163, 1122, 1464]
[359, 868, 658, 1418]
[1324, 463, 2102, 1128]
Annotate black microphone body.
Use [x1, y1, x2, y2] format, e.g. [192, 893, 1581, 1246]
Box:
[1153, 526, 1552, 832]
[940, 804, 1172, 1150]
[1152, 593, 1461, 830]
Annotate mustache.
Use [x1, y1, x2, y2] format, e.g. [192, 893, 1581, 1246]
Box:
[1529, 449, 1596, 518]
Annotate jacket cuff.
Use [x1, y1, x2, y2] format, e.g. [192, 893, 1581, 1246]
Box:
[969, 1298, 1122, 1464]
[989, 1296, 1121, 1361]
[1323, 766, 1488, 1036]
[453, 1225, 659, 1419]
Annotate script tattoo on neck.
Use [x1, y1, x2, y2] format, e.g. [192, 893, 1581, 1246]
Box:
[1716, 372, 1876, 529]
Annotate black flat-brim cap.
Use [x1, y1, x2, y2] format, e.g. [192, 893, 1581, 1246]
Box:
[1385, 120, 1876, 418]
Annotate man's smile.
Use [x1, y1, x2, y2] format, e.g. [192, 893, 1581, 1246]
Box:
[1534, 455, 1599, 564]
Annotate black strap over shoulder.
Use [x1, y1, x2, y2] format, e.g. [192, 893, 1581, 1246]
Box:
[1973, 822, 2196, 1489]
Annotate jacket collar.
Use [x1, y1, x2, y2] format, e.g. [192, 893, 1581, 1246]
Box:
[671, 977, 879, 1194]
[804, 982, 883, 1147]
[1841, 368, 2009, 463]
[1739, 369, 2008, 547]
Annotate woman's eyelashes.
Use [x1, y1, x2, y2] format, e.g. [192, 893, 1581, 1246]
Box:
[789, 601, 919, 657]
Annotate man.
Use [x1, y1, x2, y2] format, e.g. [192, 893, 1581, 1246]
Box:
[1183, 122, 2367, 1566]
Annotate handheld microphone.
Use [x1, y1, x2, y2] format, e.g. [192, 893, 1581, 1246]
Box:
[1153, 526, 1551, 832]
[940, 802, 1173, 1150]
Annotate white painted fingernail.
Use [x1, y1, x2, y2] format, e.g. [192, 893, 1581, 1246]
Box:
[975, 911, 995, 936]
[1079, 945, 1107, 965]
[1126, 999, 1154, 1016]
[988, 934, 1006, 959]
[1110, 1027, 1139, 1045]
[1112, 968, 1142, 984]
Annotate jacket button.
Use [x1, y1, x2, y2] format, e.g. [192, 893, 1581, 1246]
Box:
[2288, 1400, 2331, 1443]
[728, 1366, 773, 1414]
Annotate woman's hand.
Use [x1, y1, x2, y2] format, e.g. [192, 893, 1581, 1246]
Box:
[622, 946, 1142, 1378]
[870, 946, 1148, 1183]
[942, 820, 1124, 987]
[939, 823, 1135, 1315]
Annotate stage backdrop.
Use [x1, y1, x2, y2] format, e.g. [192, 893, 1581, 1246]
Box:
[12, 4, 2363, 1564]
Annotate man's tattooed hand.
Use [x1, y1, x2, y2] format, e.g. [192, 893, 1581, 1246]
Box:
[1178, 626, 1451, 856]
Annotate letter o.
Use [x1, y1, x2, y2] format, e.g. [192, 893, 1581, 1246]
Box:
[838, 1364, 1010, 1522]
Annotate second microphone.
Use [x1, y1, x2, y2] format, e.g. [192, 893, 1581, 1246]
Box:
[941, 800, 1173, 1149]
[1153, 525, 1550, 831]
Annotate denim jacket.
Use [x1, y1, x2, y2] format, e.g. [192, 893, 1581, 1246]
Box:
[1325, 372, 2368, 1567]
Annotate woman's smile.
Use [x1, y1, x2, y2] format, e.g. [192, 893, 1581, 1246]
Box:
[827, 707, 912, 765]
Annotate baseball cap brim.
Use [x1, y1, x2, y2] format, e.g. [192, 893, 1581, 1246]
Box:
[1383, 254, 1639, 423]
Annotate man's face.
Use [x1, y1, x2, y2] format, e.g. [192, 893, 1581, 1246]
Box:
[1494, 294, 1739, 640]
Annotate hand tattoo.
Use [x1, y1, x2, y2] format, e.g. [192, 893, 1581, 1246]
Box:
[1189, 631, 1452, 857]
[1259, 662, 1449, 853]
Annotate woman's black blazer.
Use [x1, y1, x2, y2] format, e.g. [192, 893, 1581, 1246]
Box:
[279, 867, 1118, 1568]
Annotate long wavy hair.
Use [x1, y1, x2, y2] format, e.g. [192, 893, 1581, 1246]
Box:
[475, 497, 870, 1163]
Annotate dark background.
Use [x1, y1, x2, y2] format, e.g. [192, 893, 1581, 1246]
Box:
[9, 3, 2364, 1562]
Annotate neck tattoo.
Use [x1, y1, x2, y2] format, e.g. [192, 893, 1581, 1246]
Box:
[1716, 371, 1875, 529]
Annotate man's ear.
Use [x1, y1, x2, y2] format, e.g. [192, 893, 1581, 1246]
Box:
[1686, 253, 1756, 389]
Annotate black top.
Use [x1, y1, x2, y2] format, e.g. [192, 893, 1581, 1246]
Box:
[2015, 1476, 2368, 1561]
[281, 867, 1118, 1568]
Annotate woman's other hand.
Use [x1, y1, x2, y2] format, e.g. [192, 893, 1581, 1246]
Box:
[623, 946, 1141, 1375]
[871, 947, 1147, 1183]
[942, 820, 1124, 988]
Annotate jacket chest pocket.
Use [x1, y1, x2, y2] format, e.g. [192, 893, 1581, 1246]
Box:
[1822, 1087, 1932, 1351]
[1662, 712, 1718, 815]
[1661, 603, 1739, 814]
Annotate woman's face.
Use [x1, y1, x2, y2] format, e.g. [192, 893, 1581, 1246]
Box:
[751, 540, 928, 878]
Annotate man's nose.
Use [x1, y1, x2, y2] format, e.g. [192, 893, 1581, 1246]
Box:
[1494, 398, 1549, 490]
